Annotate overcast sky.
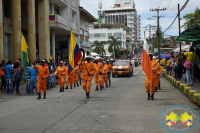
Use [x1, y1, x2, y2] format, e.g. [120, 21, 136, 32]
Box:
[80, 0, 197, 40]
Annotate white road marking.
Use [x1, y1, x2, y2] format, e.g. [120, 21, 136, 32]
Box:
[134, 70, 140, 76]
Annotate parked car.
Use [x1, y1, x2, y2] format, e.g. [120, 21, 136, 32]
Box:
[112, 60, 133, 77]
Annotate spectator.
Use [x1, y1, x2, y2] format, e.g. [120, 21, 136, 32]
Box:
[0, 64, 6, 92]
[183, 47, 196, 86]
[13, 62, 21, 95]
[49, 63, 55, 88]
[49, 55, 53, 63]
[175, 54, 184, 81]
[29, 62, 38, 95]
[26, 64, 31, 95]
[166, 59, 170, 75]
[5, 60, 14, 94]
[169, 56, 174, 76]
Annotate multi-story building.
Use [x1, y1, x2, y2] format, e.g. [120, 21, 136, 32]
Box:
[143, 24, 158, 39]
[89, 23, 132, 58]
[98, 0, 140, 43]
[1, 0, 80, 62]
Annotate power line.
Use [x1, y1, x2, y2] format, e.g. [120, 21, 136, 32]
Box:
[161, 0, 172, 23]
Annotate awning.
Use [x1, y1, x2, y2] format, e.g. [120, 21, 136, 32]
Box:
[176, 21, 200, 42]
[81, 47, 93, 52]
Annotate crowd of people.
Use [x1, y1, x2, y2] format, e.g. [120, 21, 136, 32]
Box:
[0, 56, 113, 99]
[160, 46, 200, 86]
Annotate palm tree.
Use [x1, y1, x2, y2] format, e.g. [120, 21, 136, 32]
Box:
[107, 36, 121, 58]
[91, 40, 106, 57]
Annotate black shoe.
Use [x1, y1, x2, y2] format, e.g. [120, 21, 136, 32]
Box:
[70, 87, 72, 89]
[102, 86, 104, 88]
[156, 87, 158, 92]
[158, 85, 161, 90]
[43, 93, 46, 99]
[62, 87, 64, 92]
[86, 93, 89, 99]
[77, 83, 79, 86]
[37, 93, 41, 100]
[151, 94, 154, 100]
[74, 83, 76, 87]
[95, 87, 99, 91]
[65, 86, 68, 89]
[147, 93, 150, 100]
[100, 86, 102, 90]
[109, 84, 111, 86]
[59, 88, 62, 92]
[106, 84, 108, 88]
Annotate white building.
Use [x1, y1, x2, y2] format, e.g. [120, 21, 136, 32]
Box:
[89, 23, 127, 57]
[143, 24, 158, 39]
[99, 0, 140, 43]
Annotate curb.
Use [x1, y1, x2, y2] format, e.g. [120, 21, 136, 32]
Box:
[162, 70, 200, 107]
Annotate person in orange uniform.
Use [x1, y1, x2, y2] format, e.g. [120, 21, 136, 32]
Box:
[33, 60, 49, 100]
[94, 58, 103, 91]
[79, 56, 95, 99]
[73, 65, 79, 87]
[155, 57, 162, 91]
[54, 61, 67, 92]
[145, 54, 159, 100]
[66, 69, 74, 89]
[100, 61, 108, 88]
[105, 60, 112, 86]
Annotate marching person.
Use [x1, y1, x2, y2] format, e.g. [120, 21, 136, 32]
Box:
[153, 57, 161, 92]
[105, 60, 112, 86]
[100, 61, 108, 88]
[54, 61, 67, 92]
[79, 56, 95, 99]
[145, 54, 159, 100]
[33, 60, 49, 100]
[73, 65, 79, 87]
[94, 58, 103, 91]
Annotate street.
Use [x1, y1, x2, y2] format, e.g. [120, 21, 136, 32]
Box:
[0, 66, 199, 133]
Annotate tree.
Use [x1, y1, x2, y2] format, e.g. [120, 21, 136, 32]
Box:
[107, 36, 121, 58]
[91, 40, 106, 57]
[181, 7, 200, 29]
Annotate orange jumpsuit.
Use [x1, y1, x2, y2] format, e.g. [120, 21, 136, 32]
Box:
[79, 61, 95, 93]
[156, 61, 162, 87]
[145, 60, 159, 94]
[66, 68, 74, 88]
[94, 62, 103, 87]
[54, 66, 67, 88]
[100, 65, 108, 86]
[33, 65, 49, 93]
[73, 66, 79, 84]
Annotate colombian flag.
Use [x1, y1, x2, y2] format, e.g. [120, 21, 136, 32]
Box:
[21, 31, 30, 73]
[49, 14, 55, 20]
[68, 30, 82, 75]
[142, 32, 153, 84]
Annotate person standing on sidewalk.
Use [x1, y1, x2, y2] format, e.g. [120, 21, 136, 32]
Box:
[33, 60, 49, 100]
[5, 60, 14, 95]
[1, 64, 6, 92]
[105, 60, 112, 86]
[183, 47, 196, 86]
[29, 63, 38, 95]
[54, 61, 67, 92]
[13, 62, 21, 95]
[79, 56, 95, 99]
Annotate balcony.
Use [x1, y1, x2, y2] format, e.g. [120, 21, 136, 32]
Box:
[50, 14, 72, 31]
[126, 48, 132, 51]
[126, 42, 132, 46]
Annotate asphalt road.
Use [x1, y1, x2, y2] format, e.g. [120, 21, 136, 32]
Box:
[0, 66, 199, 133]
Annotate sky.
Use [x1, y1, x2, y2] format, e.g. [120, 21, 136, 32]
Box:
[80, 0, 198, 40]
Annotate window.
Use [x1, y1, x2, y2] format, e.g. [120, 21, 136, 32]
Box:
[114, 33, 122, 37]
[54, 5, 59, 14]
[80, 29, 83, 35]
[89, 34, 93, 38]
[89, 41, 93, 45]
[107, 33, 112, 37]
[84, 31, 88, 37]
[85, 24, 87, 29]
[100, 33, 106, 38]
[4, 0, 11, 18]
[94, 33, 100, 37]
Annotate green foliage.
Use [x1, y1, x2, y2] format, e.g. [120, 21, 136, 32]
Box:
[181, 7, 200, 29]
[107, 36, 121, 58]
[91, 40, 106, 56]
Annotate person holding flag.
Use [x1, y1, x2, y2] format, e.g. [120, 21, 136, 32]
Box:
[54, 61, 67, 92]
[79, 56, 95, 99]
[33, 60, 49, 100]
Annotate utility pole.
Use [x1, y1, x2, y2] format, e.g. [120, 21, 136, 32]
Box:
[178, 4, 181, 53]
[150, 7, 166, 63]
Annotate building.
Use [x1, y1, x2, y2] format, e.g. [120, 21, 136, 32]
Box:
[89, 23, 132, 58]
[98, 0, 140, 43]
[143, 24, 159, 39]
[1, 0, 80, 62]
[79, 6, 97, 58]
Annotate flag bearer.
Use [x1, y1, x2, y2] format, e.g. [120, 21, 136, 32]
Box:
[94, 58, 103, 91]
[33, 60, 49, 100]
[145, 54, 159, 100]
[79, 56, 95, 99]
[54, 61, 67, 92]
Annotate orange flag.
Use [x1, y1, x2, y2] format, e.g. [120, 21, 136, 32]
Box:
[142, 32, 153, 84]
